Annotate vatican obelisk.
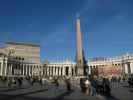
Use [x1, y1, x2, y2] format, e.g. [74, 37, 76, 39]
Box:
[76, 16, 84, 76]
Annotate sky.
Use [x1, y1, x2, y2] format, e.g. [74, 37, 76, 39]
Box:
[0, 0, 133, 61]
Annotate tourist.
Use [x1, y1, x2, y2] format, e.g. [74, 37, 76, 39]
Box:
[80, 78, 86, 93]
[53, 77, 59, 95]
[91, 77, 97, 96]
[118, 76, 121, 83]
[31, 77, 35, 86]
[122, 77, 125, 82]
[17, 78, 22, 88]
[97, 77, 104, 94]
[128, 77, 132, 88]
[38, 77, 43, 87]
[84, 78, 91, 95]
[65, 78, 72, 91]
[54, 77, 59, 88]
[103, 78, 111, 95]
[7, 78, 12, 87]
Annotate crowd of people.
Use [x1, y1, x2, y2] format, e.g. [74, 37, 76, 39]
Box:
[0, 77, 23, 88]
[80, 76, 111, 96]
[0, 75, 131, 96]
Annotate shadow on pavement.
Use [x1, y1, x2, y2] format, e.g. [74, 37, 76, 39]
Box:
[0, 88, 49, 100]
[0, 87, 26, 92]
[55, 90, 74, 100]
[0, 89, 74, 100]
[103, 94, 120, 100]
[129, 89, 133, 92]
[122, 85, 129, 88]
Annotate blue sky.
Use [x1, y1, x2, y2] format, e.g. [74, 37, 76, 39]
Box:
[0, 0, 133, 61]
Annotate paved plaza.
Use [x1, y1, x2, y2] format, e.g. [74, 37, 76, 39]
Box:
[0, 81, 133, 100]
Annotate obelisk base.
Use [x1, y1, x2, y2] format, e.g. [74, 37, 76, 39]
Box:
[77, 67, 84, 77]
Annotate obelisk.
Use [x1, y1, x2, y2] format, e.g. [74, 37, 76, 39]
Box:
[76, 16, 84, 76]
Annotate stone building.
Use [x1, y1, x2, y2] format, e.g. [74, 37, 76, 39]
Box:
[0, 42, 133, 78]
[87, 53, 133, 78]
[5, 42, 41, 64]
[0, 42, 42, 77]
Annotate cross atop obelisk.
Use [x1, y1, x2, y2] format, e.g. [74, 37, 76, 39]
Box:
[76, 16, 84, 76]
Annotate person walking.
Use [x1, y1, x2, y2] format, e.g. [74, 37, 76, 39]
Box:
[103, 78, 111, 95]
[53, 77, 59, 95]
[91, 78, 97, 96]
[17, 78, 22, 88]
[65, 78, 72, 91]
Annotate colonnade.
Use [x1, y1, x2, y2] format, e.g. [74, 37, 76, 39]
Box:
[0, 56, 77, 77]
[123, 61, 133, 74]
[43, 64, 76, 77]
[0, 55, 7, 76]
[6, 62, 43, 77]
[1, 56, 133, 78]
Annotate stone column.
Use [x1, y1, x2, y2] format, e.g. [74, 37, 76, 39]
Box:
[2, 59, 5, 76]
[88, 66, 91, 75]
[54, 67, 56, 76]
[130, 62, 133, 74]
[69, 66, 71, 76]
[50, 67, 52, 76]
[124, 63, 128, 74]
[53, 67, 55, 76]
[56, 67, 58, 76]
[4, 58, 7, 76]
[26, 65, 28, 76]
[27, 65, 28, 76]
[0, 62, 2, 76]
[59, 67, 61, 76]
[44, 66, 47, 76]
[57, 67, 59, 76]
[22, 64, 24, 76]
[62, 66, 65, 76]
[10, 64, 13, 76]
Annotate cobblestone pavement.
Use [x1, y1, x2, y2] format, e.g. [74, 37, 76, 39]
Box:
[0, 81, 132, 100]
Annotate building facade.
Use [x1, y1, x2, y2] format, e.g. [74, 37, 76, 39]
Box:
[2, 42, 41, 64]
[88, 53, 133, 77]
[0, 42, 133, 78]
